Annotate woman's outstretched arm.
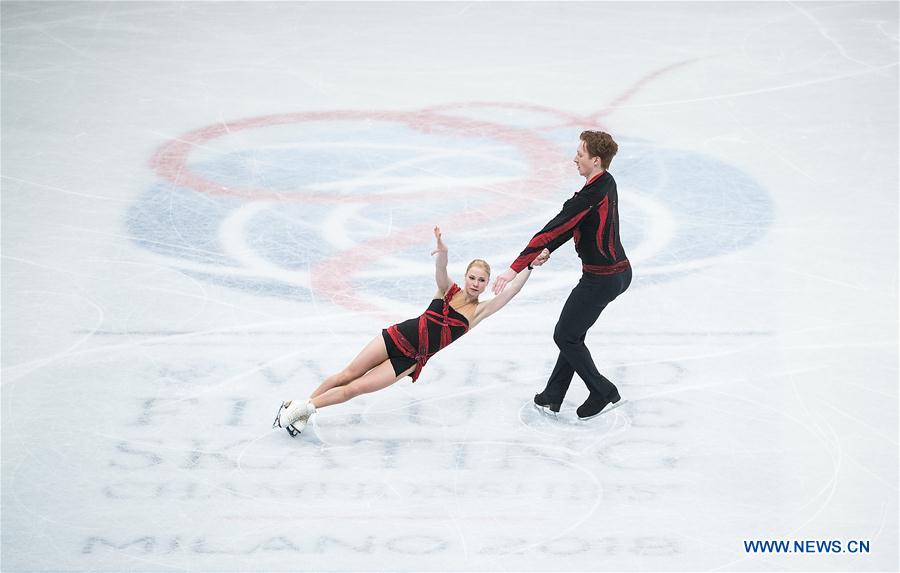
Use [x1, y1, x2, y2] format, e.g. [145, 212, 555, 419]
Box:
[470, 248, 549, 327]
[431, 225, 452, 297]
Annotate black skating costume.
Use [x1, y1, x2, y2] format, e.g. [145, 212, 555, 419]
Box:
[382, 283, 469, 381]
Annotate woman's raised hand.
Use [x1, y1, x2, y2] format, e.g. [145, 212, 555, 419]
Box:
[431, 225, 448, 256]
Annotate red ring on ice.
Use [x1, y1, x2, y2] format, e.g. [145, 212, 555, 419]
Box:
[149, 109, 564, 204]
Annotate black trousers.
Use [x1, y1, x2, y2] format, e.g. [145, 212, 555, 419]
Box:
[540, 267, 632, 401]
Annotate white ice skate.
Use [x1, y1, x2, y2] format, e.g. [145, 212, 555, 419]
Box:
[272, 400, 317, 437]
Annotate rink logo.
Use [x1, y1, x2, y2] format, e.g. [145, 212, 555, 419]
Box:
[81, 535, 679, 557]
[132, 100, 771, 310]
[743, 540, 870, 554]
[83, 535, 447, 556]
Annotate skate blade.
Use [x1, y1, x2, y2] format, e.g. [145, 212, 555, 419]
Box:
[578, 399, 628, 421]
[272, 401, 287, 429]
[533, 403, 559, 418]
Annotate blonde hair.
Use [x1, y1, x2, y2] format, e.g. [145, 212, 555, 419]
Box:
[466, 259, 491, 276]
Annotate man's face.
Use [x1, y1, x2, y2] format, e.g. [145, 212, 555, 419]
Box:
[574, 140, 596, 177]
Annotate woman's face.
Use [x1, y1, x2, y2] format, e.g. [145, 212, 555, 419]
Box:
[464, 266, 490, 297]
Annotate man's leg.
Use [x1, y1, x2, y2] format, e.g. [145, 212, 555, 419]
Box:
[535, 280, 607, 412]
[540, 352, 576, 401]
[537, 330, 587, 404]
[551, 280, 615, 398]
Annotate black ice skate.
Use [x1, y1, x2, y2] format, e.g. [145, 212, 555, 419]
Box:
[577, 389, 622, 420]
[533, 392, 562, 417]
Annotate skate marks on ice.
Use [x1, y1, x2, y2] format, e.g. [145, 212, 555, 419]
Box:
[518, 398, 632, 448]
[2, 322, 851, 571]
[4, 342, 848, 571]
[133, 97, 773, 318]
[280, 444, 611, 570]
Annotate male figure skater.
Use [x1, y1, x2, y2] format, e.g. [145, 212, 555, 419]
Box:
[492, 130, 631, 420]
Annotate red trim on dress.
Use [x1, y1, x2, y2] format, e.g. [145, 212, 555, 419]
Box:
[386, 283, 469, 382]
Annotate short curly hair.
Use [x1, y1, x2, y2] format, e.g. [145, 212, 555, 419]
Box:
[580, 130, 618, 170]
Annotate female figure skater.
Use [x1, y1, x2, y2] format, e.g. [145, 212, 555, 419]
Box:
[273, 226, 550, 436]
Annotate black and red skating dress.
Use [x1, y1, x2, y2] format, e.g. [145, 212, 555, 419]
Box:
[381, 283, 469, 381]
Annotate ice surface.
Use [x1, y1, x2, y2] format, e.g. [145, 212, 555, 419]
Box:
[2, 2, 897, 571]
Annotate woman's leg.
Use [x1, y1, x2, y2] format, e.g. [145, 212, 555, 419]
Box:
[309, 335, 390, 399]
[312, 360, 415, 409]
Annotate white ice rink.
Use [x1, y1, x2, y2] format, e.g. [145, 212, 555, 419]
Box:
[2, 2, 898, 571]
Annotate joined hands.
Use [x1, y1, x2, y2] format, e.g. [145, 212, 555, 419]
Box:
[492, 248, 550, 294]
